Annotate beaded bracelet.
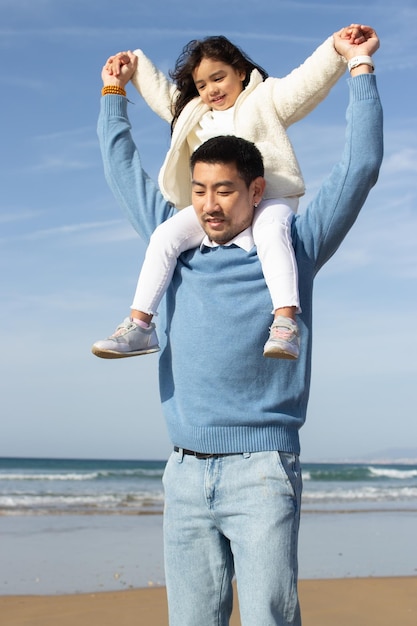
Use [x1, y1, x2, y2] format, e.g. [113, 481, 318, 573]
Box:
[101, 85, 127, 97]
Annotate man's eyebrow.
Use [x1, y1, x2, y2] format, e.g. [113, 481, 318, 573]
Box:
[191, 179, 235, 188]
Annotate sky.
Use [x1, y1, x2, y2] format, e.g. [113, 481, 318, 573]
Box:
[1, 0, 416, 462]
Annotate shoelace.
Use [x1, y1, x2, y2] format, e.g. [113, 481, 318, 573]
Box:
[112, 321, 135, 338]
[271, 325, 295, 340]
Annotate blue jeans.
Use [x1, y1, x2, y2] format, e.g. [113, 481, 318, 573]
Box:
[162, 449, 302, 626]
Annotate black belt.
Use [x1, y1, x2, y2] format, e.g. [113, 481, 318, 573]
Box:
[174, 446, 239, 459]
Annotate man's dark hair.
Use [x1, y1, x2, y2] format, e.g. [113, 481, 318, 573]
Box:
[190, 135, 264, 188]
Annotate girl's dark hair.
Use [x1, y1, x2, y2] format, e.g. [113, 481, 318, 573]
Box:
[169, 36, 268, 133]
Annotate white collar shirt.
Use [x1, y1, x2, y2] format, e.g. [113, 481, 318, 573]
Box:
[200, 226, 254, 252]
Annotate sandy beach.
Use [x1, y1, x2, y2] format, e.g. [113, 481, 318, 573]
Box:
[1, 577, 416, 625]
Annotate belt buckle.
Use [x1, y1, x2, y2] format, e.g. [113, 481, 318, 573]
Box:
[193, 451, 215, 459]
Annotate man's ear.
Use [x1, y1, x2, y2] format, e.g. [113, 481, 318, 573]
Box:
[252, 176, 266, 205]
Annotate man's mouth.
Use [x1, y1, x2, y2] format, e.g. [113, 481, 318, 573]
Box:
[205, 216, 224, 228]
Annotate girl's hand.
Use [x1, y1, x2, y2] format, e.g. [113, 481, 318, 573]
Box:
[105, 52, 132, 77]
[334, 25, 379, 62]
[339, 24, 366, 45]
[101, 51, 138, 88]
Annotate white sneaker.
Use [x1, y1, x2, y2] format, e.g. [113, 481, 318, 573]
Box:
[92, 318, 160, 359]
[263, 316, 300, 360]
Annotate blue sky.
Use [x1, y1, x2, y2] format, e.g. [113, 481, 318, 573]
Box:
[1, 0, 416, 462]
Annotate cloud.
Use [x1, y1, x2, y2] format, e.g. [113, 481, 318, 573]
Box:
[29, 156, 95, 173]
[319, 201, 417, 279]
[0, 209, 43, 224]
[0, 219, 131, 243]
[33, 126, 96, 142]
[2, 76, 46, 90]
[383, 148, 417, 173]
[2, 289, 105, 314]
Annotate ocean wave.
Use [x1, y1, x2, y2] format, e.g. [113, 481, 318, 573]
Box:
[303, 486, 417, 503]
[368, 466, 417, 479]
[1, 460, 416, 516]
[303, 464, 417, 482]
[0, 468, 165, 482]
[0, 490, 164, 514]
[0, 472, 100, 481]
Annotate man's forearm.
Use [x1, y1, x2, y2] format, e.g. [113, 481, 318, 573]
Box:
[297, 73, 383, 270]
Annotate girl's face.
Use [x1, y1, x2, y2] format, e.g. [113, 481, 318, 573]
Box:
[192, 57, 245, 111]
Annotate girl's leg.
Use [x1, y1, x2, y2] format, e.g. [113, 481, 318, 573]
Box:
[91, 206, 204, 359]
[252, 198, 300, 314]
[131, 205, 204, 315]
[252, 198, 301, 360]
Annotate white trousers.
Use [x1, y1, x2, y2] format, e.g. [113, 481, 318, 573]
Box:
[131, 198, 300, 315]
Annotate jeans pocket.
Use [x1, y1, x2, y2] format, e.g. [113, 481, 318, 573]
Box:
[162, 451, 180, 491]
[276, 451, 302, 501]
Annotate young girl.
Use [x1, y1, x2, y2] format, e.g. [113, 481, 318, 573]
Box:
[92, 32, 352, 360]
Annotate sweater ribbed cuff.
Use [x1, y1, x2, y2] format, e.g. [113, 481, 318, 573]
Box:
[100, 93, 128, 116]
[347, 73, 378, 100]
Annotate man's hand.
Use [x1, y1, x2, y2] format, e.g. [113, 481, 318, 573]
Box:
[101, 50, 138, 88]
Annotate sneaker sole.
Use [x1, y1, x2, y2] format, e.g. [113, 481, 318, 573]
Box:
[91, 346, 161, 359]
[263, 347, 298, 360]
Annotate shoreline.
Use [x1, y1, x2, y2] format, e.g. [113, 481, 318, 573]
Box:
[2, 510, 417, 595]
[1, 577, 416, 626]
[2, 506, 417, 516]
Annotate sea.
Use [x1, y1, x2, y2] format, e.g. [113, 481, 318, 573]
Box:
[1, 456, 417, 516]
[1, 457, 417, 594]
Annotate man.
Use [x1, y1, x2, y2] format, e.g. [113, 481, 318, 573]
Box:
[97, 26, 382, 626]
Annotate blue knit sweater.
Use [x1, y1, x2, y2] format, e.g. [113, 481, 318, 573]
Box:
[98, 75, 383, 454]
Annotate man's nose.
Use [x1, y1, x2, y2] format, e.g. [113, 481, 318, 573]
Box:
[204, 193, 218, 213]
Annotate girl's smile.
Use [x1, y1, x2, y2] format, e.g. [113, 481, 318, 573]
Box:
[192, 58, 245, 111]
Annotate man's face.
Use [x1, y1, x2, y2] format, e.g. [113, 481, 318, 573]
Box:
[191, 161, 265, 245]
